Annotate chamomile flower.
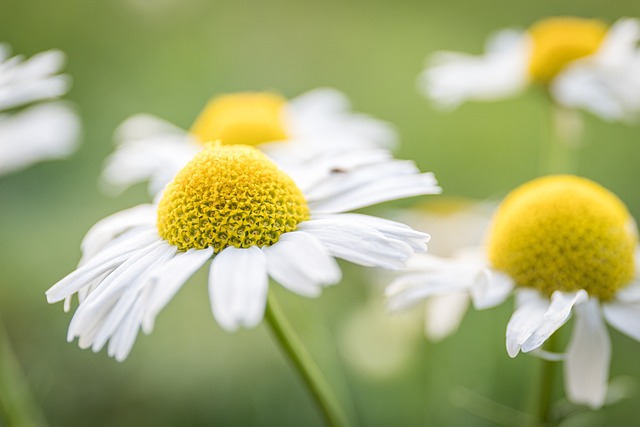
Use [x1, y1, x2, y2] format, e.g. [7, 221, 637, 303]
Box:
[386, 175, 640, 408]
[389, 198, 495, 341]
[102, 88, 397, 196]
[47, 143, 440, 361]
[419, 17, 640, 122]
[0, 44, 80, 175]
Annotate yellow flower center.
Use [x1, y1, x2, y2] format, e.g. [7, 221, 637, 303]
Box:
[189, 92, 289, 147]
[487, 176, 637, 300]
[528, 17, 608, 84]
[157, 144, 309, 252]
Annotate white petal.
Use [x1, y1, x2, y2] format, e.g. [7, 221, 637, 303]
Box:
[284, 87, 398, 153]
[418, 29, 530, 109]
[89, 244, 176, 352]
[47, 229, 162, 303]
[108, 290, 148, 362]
[565, 299, 611, 408]
[505, 290, 549, 358]
[0, 49, 70, 110]
[141, 247, 214, 333]
[521, 290, 588, 353]
[300, 149, 413, 193]
[76, 273, 107, 305]
[530, 348, 565, 361]
[0, 102, 80, 175]
[612, 280, 640, 303]
[66, 242, 168, 342]
[313, 213, 429, 253]
[113, 113, 187, 143]
[424, 292, 470, 341]
[290, 148, 399, 195]
[552, 18, 640, 122]
[401, 252, 451, 272]
[263, 231, 341, 298]
[0, 44, 10, 62]
[386, 271, 472, 312]
[209, 246, 269, 331]
[308, 171, 441, 214]
[299, 217, 414, 270]
[47, 253, 131, 304]
[470, 269, 514, 309]
[385, 253, 487, 312]
[101, 114, 200, 196]
[602, 299, 640, 342]
[80, 205, 156, 260]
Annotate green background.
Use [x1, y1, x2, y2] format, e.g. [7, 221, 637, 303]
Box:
[1, 0, 640, 425]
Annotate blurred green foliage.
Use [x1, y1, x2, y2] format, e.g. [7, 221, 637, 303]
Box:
[1, 0, 640, 425]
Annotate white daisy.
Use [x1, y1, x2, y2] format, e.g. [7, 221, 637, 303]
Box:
[47, 143, 440, 361]
[0, 44, 80, 175]
[419, 17, 640, 122]
[386, 175, 640, 408]
[385, 198, 494, 341]
[101, 88, 397, 196]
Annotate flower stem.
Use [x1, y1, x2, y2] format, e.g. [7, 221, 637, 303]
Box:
[541, 103, 583, 175]
[0, 316, 48, 427]
[264, 290, 352, 427]
[527, 334, 558, 427]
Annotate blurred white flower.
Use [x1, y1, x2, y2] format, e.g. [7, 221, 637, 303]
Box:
[419, 17, 640, 122]
[0, 44, 80, 175]
[387, 175, 640, 408]
[48, 143, 440, 361]
[102, 88, 397, 196]
[390, 198, 494, 341]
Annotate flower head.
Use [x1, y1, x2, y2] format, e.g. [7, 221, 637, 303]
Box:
[102, 88, 397, 196]
[419, 17, 640, 121]
[0, 44, 80, 175]
[48, 143, 440, 361]
[488, 176, 636, 299]
[156, 143, 309, 251]
[190, 92, 288, 146]
[527, 18, 607, 84]
[387, 175, 640, 408]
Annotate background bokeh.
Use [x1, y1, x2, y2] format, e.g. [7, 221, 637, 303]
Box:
[2, 0, 640, 425]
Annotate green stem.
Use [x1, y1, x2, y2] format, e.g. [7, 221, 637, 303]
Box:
[264, 291, 352, 427]
[527, 334, 558, 427]
[540, 103, 583, 175]
[0, 316, 48, 427]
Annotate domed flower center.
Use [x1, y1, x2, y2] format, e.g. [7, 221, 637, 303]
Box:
[189, 92, 289, 147]
[157, 144, 309, 252]
[487, 175, 637, 300]
[528, 17, 608, 84]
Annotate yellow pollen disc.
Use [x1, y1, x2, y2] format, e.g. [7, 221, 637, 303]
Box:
[189, 92, 289, 147]
[528, 17, 608, 84]
[487, 175, 637, 300]
[156, 144, 309, 252]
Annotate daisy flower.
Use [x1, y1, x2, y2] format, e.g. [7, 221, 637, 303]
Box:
[0, 44, 80, 175]
[101, 88, 397, 196]
[387, 175, 640, 408]
[382, 198, 494, 341]
[419, 17, 640, 122]
[47, 143, 440, 361]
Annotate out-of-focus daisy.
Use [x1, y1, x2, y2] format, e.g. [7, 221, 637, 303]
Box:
[419, 17, 640, 122]
[387, 175, 640, 408]
[102, 88, 397, 196]
[0, 44, 80, 175]
[389, 198, 495, 341]
[47, 143, 440, 361]
[395, 198, 494, 258]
